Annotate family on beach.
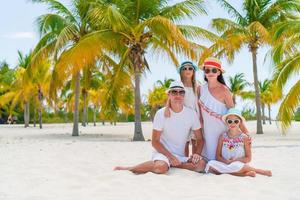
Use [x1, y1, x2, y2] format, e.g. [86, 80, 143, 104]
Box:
[115, 57, 272, 177]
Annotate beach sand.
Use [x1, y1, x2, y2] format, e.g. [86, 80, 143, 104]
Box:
[0, 121, 300, 200]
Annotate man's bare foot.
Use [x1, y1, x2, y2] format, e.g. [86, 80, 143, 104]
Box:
[245, 171, 256, 177]
[114, 166, 131, 171]
[263, 170, 272, 177]
[195, 160, 206, 172]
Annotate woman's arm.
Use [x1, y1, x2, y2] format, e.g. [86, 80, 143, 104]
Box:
[223, 88, 235, 109]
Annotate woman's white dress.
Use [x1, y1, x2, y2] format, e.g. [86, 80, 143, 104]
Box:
[199, 83, 228, 160]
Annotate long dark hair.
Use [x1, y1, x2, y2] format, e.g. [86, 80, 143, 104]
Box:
[204, 74, 227, 86]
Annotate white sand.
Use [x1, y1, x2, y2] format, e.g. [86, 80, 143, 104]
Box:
[0, 121, 300, 200]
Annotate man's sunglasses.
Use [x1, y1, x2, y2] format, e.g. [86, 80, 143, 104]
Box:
[226, 119, 240, 124]
[182, 67, 194, 71]
[204, 68, 218, 74]
[169, 90, 185, 96]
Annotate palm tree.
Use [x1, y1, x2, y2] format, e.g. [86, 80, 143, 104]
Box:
[27, 59, 51, 129]
[85, 0, 212, 140]
[228, 73, 250, 104]
[31, 0, 119, 136]
[16, 51, 33, 127]
[205, 0, 300, 134]
[258, 79, 271, 124]
[271, 19, 300, 132]
[0, 67, 33, 128]
[156, 78, 175, 89]
[0, 61, 15, 120]
[148, 86, 167, 121]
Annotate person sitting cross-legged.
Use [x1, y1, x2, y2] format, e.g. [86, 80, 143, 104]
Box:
[114, 81, 206, 174]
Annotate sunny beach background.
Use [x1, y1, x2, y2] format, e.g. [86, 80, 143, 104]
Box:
[1, 0, 300, 199]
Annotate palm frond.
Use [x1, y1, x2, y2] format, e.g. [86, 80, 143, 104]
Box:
[215, 0, 246, 25]
[277, 80, 300, 133]
[159, 0, 207, 21]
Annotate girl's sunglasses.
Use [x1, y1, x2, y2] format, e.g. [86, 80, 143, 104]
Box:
[170, 90, 185, 96]
[226, 119, 240, 124]
[204, 68, 218, 74]
[182, 67, 194, 71]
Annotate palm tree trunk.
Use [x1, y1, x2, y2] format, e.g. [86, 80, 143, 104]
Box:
[72, 71, 80, 136]
[250, 46, 263, 134]
[262, 103, 266, 125]
[38, 89, 43, 129]
[93, 105, 96, 126]
[24, 102, 27, 128]
[133, 70, 145, 141]
[24, 101, 30, 128]
[82, 91, 87, 127]
[268, 104, 272, 124]
[33, 107, 36, 127]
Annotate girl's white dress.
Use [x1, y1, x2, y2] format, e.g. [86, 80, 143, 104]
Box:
[205, 132, 247, 173]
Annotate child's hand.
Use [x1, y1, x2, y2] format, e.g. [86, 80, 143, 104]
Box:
[228, 158, 237, 164]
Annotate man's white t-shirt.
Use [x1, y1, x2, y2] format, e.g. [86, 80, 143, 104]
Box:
[152, 106, 201, 157]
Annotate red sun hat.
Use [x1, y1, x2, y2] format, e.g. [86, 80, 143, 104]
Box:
[201, 57, 225, 73]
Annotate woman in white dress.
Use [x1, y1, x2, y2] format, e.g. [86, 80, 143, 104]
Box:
[198, 57, 248, 161]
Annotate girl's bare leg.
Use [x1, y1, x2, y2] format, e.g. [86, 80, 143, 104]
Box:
[232, 165, 272, 177]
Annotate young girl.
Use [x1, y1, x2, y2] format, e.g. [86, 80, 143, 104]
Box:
[165, 61, 200, 156]
[205, 108, 272, 177]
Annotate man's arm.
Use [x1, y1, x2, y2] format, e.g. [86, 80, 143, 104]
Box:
[193, 128, 204, 156]
[152, 129, 181, 166]
[189, 128, 204, 164]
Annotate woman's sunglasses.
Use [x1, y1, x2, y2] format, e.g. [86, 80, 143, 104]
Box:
[204, 68, 218, 74]
[170, 90, 185, 96]
[182, 67, 194, 71]
[226, 119, 240, 124]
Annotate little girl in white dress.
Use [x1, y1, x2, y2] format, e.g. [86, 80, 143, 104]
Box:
[205, 108, 272, 177]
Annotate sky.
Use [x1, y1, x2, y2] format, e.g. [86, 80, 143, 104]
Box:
[0, 0, 298, 118]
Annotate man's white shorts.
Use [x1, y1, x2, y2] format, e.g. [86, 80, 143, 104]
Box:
[151, 151, 189, 167]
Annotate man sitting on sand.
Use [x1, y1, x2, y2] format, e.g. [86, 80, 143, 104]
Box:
[114, 81, 206, 174]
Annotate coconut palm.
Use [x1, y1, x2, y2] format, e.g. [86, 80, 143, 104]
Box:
[148, 86, 168, 120]
[0, 61, 15, 120]
[0, 67, 33, 127]
[16, 51, 33, 127]
[31, 0, 121, 136]
[271, 19, 300, 132]
[228, 73, 250, 104]
[258, 79, 271, 124]
[26, 59, 51, 129]
[204, 0, 300, 134]
[85, 0, 215, 140]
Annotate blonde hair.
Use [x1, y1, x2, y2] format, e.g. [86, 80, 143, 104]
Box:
[180, 70, 197, 94]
